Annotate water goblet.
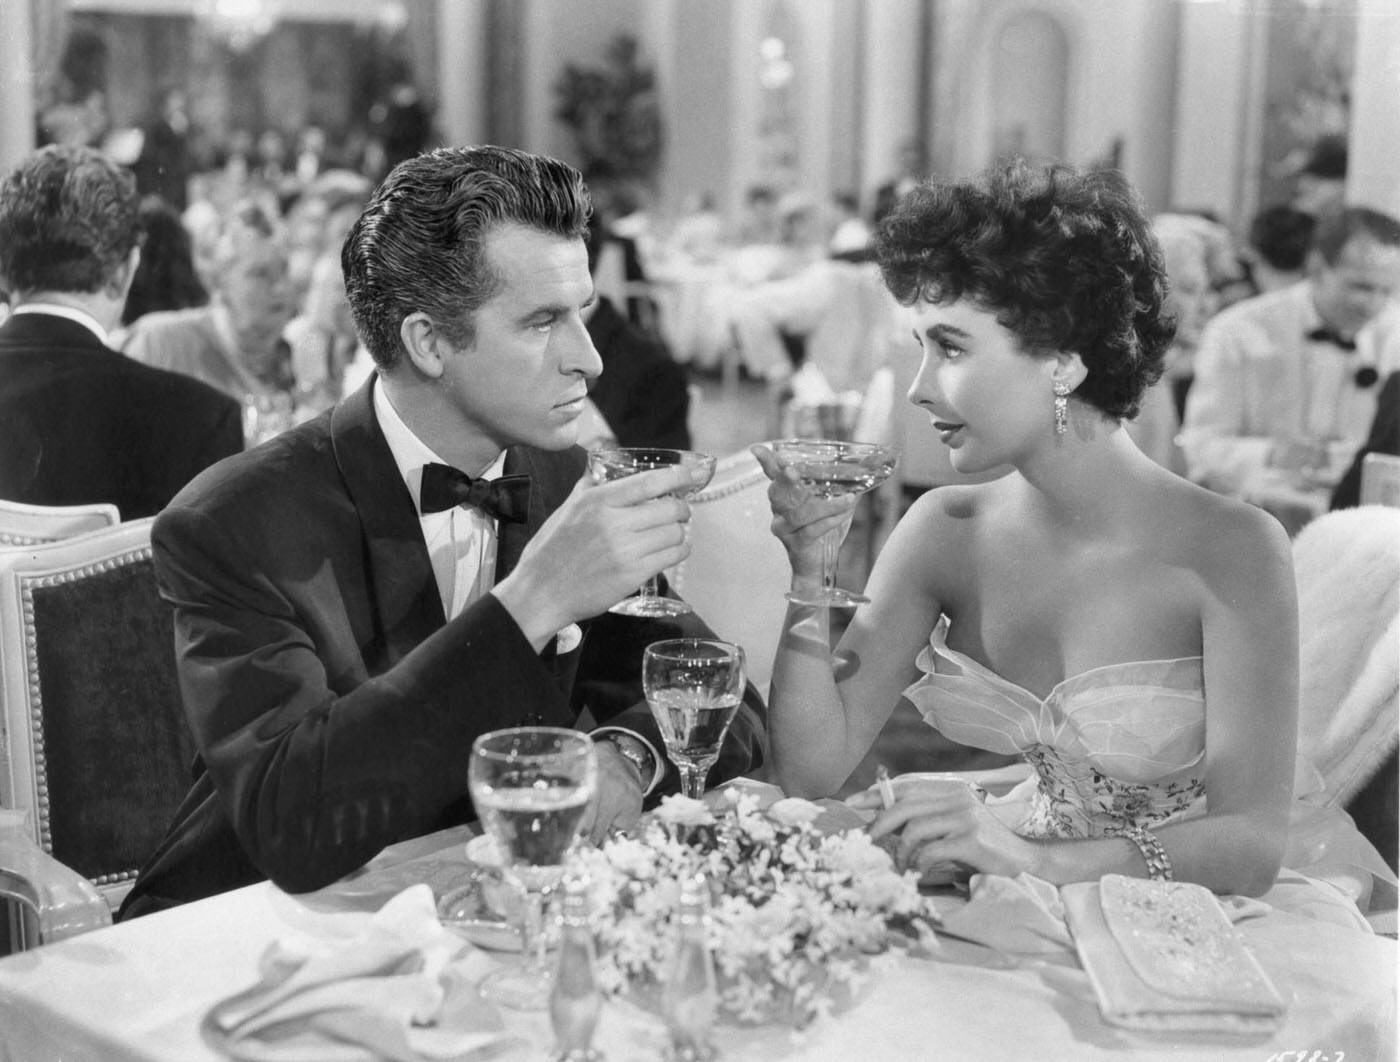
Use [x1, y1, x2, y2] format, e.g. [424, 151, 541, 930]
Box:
[768, 438, 899, 608]
[468, 727, 598, 1010]
[587, 447, 717, 617]
[643, 639, 746, 800]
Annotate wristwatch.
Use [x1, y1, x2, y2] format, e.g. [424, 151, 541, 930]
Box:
[593, 731, 658, 791]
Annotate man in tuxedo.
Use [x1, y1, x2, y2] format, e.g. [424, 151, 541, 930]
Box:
[119, 146, 766, 917]
[0, 145, 241, 519]
[1180, 205, 1400, 496]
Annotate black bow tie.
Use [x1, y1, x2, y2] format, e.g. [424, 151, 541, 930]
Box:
[1306, 326, 1357, 352]
[419, 463, 531, 523]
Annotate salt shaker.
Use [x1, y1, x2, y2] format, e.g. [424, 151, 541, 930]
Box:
[550, 874, 604, 1062]
[662, 873, 718, 1062]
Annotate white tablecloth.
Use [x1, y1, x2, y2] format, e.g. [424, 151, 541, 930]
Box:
[0, 827, 1393, 1062]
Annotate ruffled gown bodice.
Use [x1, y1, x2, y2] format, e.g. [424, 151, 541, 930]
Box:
[903, 619, 1208, 839]
[902, 619, 1395, 925]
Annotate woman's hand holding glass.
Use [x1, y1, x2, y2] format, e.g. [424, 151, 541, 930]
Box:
[751, 440, 896, 606]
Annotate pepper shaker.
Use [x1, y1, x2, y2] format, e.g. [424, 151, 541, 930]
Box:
[550, 874, 604, 1062]
[662, 872, 718, 1061]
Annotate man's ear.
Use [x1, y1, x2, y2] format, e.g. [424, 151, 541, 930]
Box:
[107, 245, 142, 302]
[1050, 349, 1088, 393]
[400, 312, 447, 378]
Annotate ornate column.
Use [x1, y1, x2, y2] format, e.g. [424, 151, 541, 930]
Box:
[435, 0, 488, 147]
[0, 0, 36, 175]
[1170, 0, 1267, 225]
[1349, 0, 1400, 217]
[860, 0, 923, 203]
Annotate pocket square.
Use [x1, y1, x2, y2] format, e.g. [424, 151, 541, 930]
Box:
[204, 884, 517, 1061]
[554, 623, 582, 654]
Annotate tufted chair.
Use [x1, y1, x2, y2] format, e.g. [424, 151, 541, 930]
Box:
[0, 500, 120, 548]
[0, 517, 196, 950]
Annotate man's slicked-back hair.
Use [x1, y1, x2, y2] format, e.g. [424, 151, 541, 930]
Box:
[0, 144, 141, 296]
[1311, 204, 1400, 266]
[342, 145, 592, 368]
[876, 159, 1176, 421]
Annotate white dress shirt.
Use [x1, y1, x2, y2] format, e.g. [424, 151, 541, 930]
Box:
[374, 379, 502, 619]
[1180, 283, 1399, 495]
[11, 302, 110, 346]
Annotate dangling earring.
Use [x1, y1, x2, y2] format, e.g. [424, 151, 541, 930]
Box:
[1053, 380, 1071, 436]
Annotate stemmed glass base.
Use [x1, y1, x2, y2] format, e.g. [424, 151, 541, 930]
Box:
[610, 594, 693, 617]
[786, 586, 870, 608]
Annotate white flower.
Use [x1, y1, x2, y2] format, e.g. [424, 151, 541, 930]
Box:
[574, 793, 939, 1029]
[767, 797, 824, 827]
[653, 794, 715, 828]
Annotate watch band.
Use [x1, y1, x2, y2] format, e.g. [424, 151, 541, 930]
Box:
[593, 730, 660, 793]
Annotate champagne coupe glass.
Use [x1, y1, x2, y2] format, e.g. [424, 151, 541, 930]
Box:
[468, 727, 598, 1010]
[769, 438, 900, 608]
[587, 447, 717, 617]
[643, 638, 746, 799]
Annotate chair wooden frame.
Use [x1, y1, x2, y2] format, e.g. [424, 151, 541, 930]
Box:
[0, 500, 121, 548]
[0, 518, 161, 948]
[1360, 453, 1400, 508]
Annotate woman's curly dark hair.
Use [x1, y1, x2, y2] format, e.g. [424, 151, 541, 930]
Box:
[876, 159, 1176, 420]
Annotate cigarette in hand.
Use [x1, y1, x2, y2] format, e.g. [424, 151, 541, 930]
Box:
[875, 764, 895, 810]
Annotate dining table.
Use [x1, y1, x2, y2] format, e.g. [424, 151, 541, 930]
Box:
[0, 806, 1394, 1062]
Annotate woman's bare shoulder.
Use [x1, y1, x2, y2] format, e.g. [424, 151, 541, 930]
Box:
[903, 479, 1005, 528]
[1150, 475, 1294, 588]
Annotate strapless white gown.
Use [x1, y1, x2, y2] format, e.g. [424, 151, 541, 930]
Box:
[902, 618, 1395, 927]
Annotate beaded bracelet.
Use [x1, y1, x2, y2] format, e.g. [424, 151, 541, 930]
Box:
[1121, 824, 1174, 881]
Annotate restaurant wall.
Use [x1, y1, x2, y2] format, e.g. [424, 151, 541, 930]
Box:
[944, 0, 1178, 210]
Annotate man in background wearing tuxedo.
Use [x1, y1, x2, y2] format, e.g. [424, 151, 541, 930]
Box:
[120, 146, 766, 917]
[0, 144, 241, 519]
[1180, 205, 1400, 497]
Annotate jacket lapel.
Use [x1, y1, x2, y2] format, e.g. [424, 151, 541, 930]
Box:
[496, 445, 587, 580]
[330, 378, 446, 668]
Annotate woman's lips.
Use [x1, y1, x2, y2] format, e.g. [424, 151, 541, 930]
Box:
[932, 420, 964, 445]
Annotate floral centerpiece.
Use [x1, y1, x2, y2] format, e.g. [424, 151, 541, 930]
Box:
[569, 789, 939, 1029]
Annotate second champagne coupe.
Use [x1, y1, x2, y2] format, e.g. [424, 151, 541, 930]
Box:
[769, 438, 900, 608]
[643, 638, 746, 799]
[467, 727, 598, 1010]
[587, 447, 717, 617]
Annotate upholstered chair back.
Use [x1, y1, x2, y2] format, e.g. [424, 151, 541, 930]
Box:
[0, 500, 120, 547]
[0, 518, 194, 918]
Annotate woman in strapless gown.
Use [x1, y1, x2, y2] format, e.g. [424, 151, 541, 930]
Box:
[751, 159, 1394, 927]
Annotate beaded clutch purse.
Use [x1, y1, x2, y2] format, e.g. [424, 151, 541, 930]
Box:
[1063, 874, 1286, 1033]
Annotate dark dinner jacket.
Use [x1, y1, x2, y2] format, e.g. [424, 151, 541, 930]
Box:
[119, 379, 765, 917]
[0, 313, 242, 519]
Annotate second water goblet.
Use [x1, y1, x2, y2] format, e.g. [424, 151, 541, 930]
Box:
[467, 727, 598, 1010]
[587, 447, 717, 617]
[643, 638, 746, 800]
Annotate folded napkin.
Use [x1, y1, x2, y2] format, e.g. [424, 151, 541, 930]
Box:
[1062, 874, 1286, 1035]
[937, 872, 1075, 955]
[204, 884, 517, 1062]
